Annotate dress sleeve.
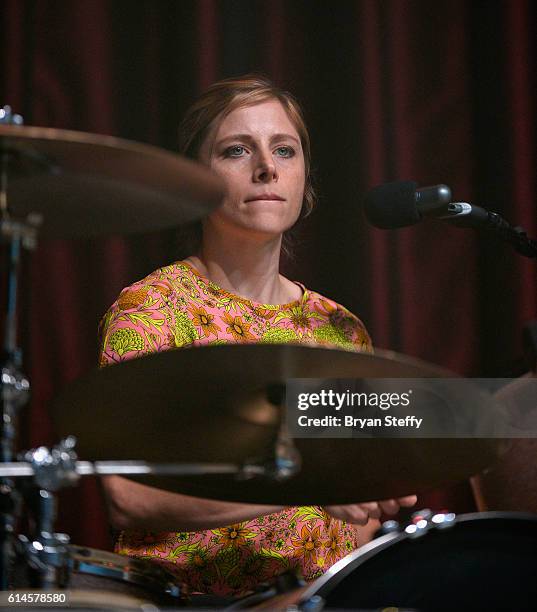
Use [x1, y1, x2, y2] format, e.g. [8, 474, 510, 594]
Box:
[346, 310, 373, 353]
[98, 281, 178, 366]
[311, 293, 373, 353]
[329, 300, 373, 352]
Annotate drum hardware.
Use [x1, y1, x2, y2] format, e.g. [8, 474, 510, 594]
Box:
[240, 383, 302, 482]
[52, 344, 504, 505]
[11, 545, 183, 607]
[403, 509, 456, 539]
[268, 384, 302, 481]
[376, 509, 457, 545]
[14, 437, 84, 589]
[0, 121, 225, 238]
[0, 442, 304, 482]
[15, 532, 70, 591]
[295, 595, 324, 612]
[6, 435, 247, 594]
[64, 545, 182, 604]
[224, 570, 307, 610]
[376, 519, 400, 536]
[1, 106, 39, 589]
[0, 459, 245, 479]
[0, 106, 23, 127]
[471, 373, 537, 513]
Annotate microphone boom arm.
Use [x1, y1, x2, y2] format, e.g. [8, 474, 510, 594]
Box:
[440, 202, 537, 259]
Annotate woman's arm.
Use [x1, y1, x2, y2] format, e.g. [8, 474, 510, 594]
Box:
[101, 475, 285, 532]
[324, 495, 418, 524]
[101, 475, 416, 532]
[99, 291, 285, 532]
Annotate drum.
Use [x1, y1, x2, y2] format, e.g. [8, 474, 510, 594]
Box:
[11, 545, 182, 609]
[255, 513, 537, 612]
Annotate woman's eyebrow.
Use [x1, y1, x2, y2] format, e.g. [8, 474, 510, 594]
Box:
[215, 133, 255, 146]
[215, 133, 300, 146]
[270, 133, 300, 145]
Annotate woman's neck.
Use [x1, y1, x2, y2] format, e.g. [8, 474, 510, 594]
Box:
[186, 224, 300, 305]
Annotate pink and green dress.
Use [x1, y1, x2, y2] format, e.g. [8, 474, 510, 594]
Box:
[99, 260, 372, 597]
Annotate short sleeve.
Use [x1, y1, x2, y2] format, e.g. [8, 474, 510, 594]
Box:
[309, 293, 373, 353]
[336, 304, 373, 353]
[99, 280, 181, 366]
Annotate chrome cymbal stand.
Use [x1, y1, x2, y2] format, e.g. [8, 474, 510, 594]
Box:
[241, 384, 302, 481]
[8, 438, 243, 589]
[16, 437, 79, 589]
[0, 106, 40, 588]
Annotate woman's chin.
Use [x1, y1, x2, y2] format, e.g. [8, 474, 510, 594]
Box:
[207, 209, 299, 242]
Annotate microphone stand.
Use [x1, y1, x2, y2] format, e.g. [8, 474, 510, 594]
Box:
[440, 203, 537, 259]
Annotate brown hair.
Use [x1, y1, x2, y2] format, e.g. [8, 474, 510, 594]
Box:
[178, 74, 316, 251]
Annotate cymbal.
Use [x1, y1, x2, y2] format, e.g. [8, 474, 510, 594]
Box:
[472, 374, 537, 513]
[52, 344, 503, 504]
[0, 125, 224, 238]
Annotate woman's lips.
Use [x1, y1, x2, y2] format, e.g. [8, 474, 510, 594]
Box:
[244, 194, 285, 202]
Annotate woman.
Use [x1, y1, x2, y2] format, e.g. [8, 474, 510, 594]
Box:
[99, 75, 416, 597]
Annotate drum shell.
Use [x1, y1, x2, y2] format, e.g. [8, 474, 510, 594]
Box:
[10, 545, 182, 608]
[255, 513, 537, 612]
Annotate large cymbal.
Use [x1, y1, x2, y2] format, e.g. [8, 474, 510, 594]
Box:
[0, 125, 224, 237]
[52, 344, 503, 504]
[472, 374, 537, 512]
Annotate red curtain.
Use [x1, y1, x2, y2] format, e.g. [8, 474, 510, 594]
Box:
[1, 0, 536, 549]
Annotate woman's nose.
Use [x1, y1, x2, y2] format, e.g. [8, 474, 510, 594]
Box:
[253, 151, 278, 182]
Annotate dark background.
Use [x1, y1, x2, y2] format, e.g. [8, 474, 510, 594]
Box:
[1, 0, 536, 548]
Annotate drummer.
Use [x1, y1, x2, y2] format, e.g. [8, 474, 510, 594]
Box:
[99, 74, 416, 597]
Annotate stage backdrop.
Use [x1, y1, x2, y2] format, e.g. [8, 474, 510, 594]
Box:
[1, 0, 536, 549]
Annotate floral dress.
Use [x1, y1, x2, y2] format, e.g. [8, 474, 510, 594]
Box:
[99, 260, 372, 597]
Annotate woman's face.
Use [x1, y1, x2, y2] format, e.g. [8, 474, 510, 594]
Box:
[199, 99, 305, 241]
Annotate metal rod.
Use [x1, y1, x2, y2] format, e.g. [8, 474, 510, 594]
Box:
[0, 460, 242, 478]
[0, 145, 13, 590]
[4, 233, 21, 359]
[0, 149, 8, 217]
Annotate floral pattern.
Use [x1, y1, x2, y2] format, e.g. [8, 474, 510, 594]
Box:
[99, 260, 372, 597]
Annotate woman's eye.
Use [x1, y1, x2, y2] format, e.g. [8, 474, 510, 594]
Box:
[225, 145, 246, 157]
[275, 146, 295, 158]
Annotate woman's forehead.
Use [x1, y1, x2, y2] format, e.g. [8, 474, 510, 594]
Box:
[207, 100, 300, 147]
[221, 100, 297, 131]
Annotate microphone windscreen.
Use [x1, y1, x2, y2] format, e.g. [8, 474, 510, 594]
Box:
[364, 180, 420, 229]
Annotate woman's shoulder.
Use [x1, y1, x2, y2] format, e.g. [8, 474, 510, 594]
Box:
[300, 284, 363, 321]
[110, 261, 197, 306]
[98, 262, 200, 365]
[124, 261, 193, 288]
[300, 285, 373, 352]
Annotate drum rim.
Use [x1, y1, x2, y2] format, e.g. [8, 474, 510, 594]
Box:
[298, 511, 537, 606]
[68, 545, 180, 598]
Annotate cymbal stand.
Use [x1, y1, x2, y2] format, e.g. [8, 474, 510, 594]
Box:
[241, 384, 302, 481]
[0, 106, 40, 588]
[10, 436, 245, 589]
[16, 437, 79, 589]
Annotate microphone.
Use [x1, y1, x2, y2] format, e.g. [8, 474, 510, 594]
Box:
[364, 180, 452, 229]
[364, 180, 537, 259]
